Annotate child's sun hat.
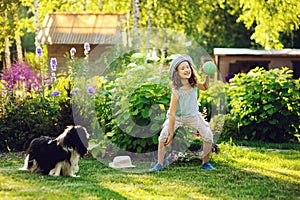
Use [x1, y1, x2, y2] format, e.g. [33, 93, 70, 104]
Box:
[109, 156, 136, 169]
[169, 54, 194, 79]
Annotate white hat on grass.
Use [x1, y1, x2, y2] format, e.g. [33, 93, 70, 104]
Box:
[109, 156, 136, 169]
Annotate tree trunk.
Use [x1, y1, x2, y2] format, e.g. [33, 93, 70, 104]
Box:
[5, 36, 11, 69]
[13, 3, 23, 62]
[146, 1, 152, 55]
[132, 0, 140, 48]
[83, 0, 87, 11]
[98, 0, 103, 12]
[34, 0, 40, 47]
[15, 32, 23, 63]
[4, 13, 11, 69]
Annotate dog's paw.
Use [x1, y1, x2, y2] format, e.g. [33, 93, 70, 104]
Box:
[18, 167, 28, 171]
[49, 173, 60, 177]
[49, 169, 60, 176]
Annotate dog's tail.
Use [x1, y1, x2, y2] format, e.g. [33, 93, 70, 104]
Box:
[18, 154, 29, 171]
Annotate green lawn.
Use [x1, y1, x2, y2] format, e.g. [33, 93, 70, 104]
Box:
[0, 143, 299, 200]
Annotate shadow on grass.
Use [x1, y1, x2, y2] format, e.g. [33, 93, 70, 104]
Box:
[159, 161, 300, 199]
[0, 151, 299, 199]
[1, 157, 128, 200]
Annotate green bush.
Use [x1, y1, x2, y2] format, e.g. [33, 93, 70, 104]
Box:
[218, 114, 238, 140]
[227, 67, 300, 142]
[0, 95, 63, 152]
[93, 53, 230, 154]
[94, 53, 170, 153]
[0, 55, 91, 152]
[198, 80, 226, 121]
[0, 61, 68, 152]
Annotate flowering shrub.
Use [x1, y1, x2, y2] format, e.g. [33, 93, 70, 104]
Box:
[1, 62, 41, 95]
[0, 44, 96, 152]
[24, 46, 48, 74]
[0, 57, 73, 151]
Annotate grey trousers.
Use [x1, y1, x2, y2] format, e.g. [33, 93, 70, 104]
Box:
[158, 112, 214, 143]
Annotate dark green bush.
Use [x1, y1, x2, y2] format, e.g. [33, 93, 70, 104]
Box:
[227, 67, 300, 142]
[0, 48, 99, 152]
[219, 114, 238, 140]
[198, 80, 226, 121]
[0, 75, 82, 152]
[0, 96, 64, 152]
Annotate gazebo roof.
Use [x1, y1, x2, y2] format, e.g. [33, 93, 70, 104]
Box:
[214, 48, 300, 56]
[37, 12, 125, 45]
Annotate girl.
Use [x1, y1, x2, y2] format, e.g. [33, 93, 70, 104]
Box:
[150, 55, 215, 171]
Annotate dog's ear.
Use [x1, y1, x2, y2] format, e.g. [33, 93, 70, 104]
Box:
[74, 126, 90, 157]
[64, 125, 89, 157]
[76, 126, 89, 147]
[63, 126, 77, 148]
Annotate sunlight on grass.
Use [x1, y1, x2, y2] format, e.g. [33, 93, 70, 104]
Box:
[100, 174, 210, 200]
[0, 175, 43, 199]
[0, 142, 299, 199]
[215, 143, 300, 184]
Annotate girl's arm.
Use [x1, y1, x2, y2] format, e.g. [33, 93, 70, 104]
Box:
[165, 89, 178, 146]
[194, 74, 209, 91]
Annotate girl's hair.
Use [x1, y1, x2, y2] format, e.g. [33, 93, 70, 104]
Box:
[171, 62, 197, 89]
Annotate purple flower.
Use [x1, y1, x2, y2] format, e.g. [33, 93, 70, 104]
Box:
[70, 47, 76, 56]
[51, 76, 57, 83]
[36, 47, 42, 57]
[51, 90, 60, 97]
[169, 150, 178, 162]
[51, 58, 57, 65]
[50, 58, 57, 71]
[1, 62, 41, 92]
[87, 86, 95, 94]
[71, 87, 79, 95]
[51, 72, 56, 83]
[225, 73, 235, 83]
[84, 42, 90, 52]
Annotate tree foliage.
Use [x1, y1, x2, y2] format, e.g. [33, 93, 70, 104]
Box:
[1, 0, 300, 60]
[237, 0, 300, 49]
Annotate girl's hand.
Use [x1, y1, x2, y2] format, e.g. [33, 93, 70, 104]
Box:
[164, 134, 174, 147]
[193, 74, 199, 83]
[205, 74, 211, 80]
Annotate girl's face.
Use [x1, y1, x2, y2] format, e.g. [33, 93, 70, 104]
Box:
[177, 61, 191, 79]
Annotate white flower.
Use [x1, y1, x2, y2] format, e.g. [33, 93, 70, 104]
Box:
[166, 54, 180, 61]
[149, 50, 160, 61]
[178, 152, 184, 157]
[131, 53, 145, 59]
[127, 63, 137, 67]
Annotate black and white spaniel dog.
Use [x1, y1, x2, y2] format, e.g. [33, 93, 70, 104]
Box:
[19, 125, 89, 177]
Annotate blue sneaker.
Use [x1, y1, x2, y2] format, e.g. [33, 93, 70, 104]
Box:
[149, 163, 163, 172]
[201, 162, 216, 170]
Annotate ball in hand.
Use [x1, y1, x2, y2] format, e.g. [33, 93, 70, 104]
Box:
[202, 61, 217, 74]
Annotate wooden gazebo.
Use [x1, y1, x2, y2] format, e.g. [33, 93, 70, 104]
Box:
[37, 12, 125, 72]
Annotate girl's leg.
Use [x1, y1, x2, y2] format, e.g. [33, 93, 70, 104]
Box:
[202, 141, 213, 165]
[157, 142, 165, 166]
[184, 114, 214, 165]
[151, 118, 181, 171]
[157, 122, 170, 167]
